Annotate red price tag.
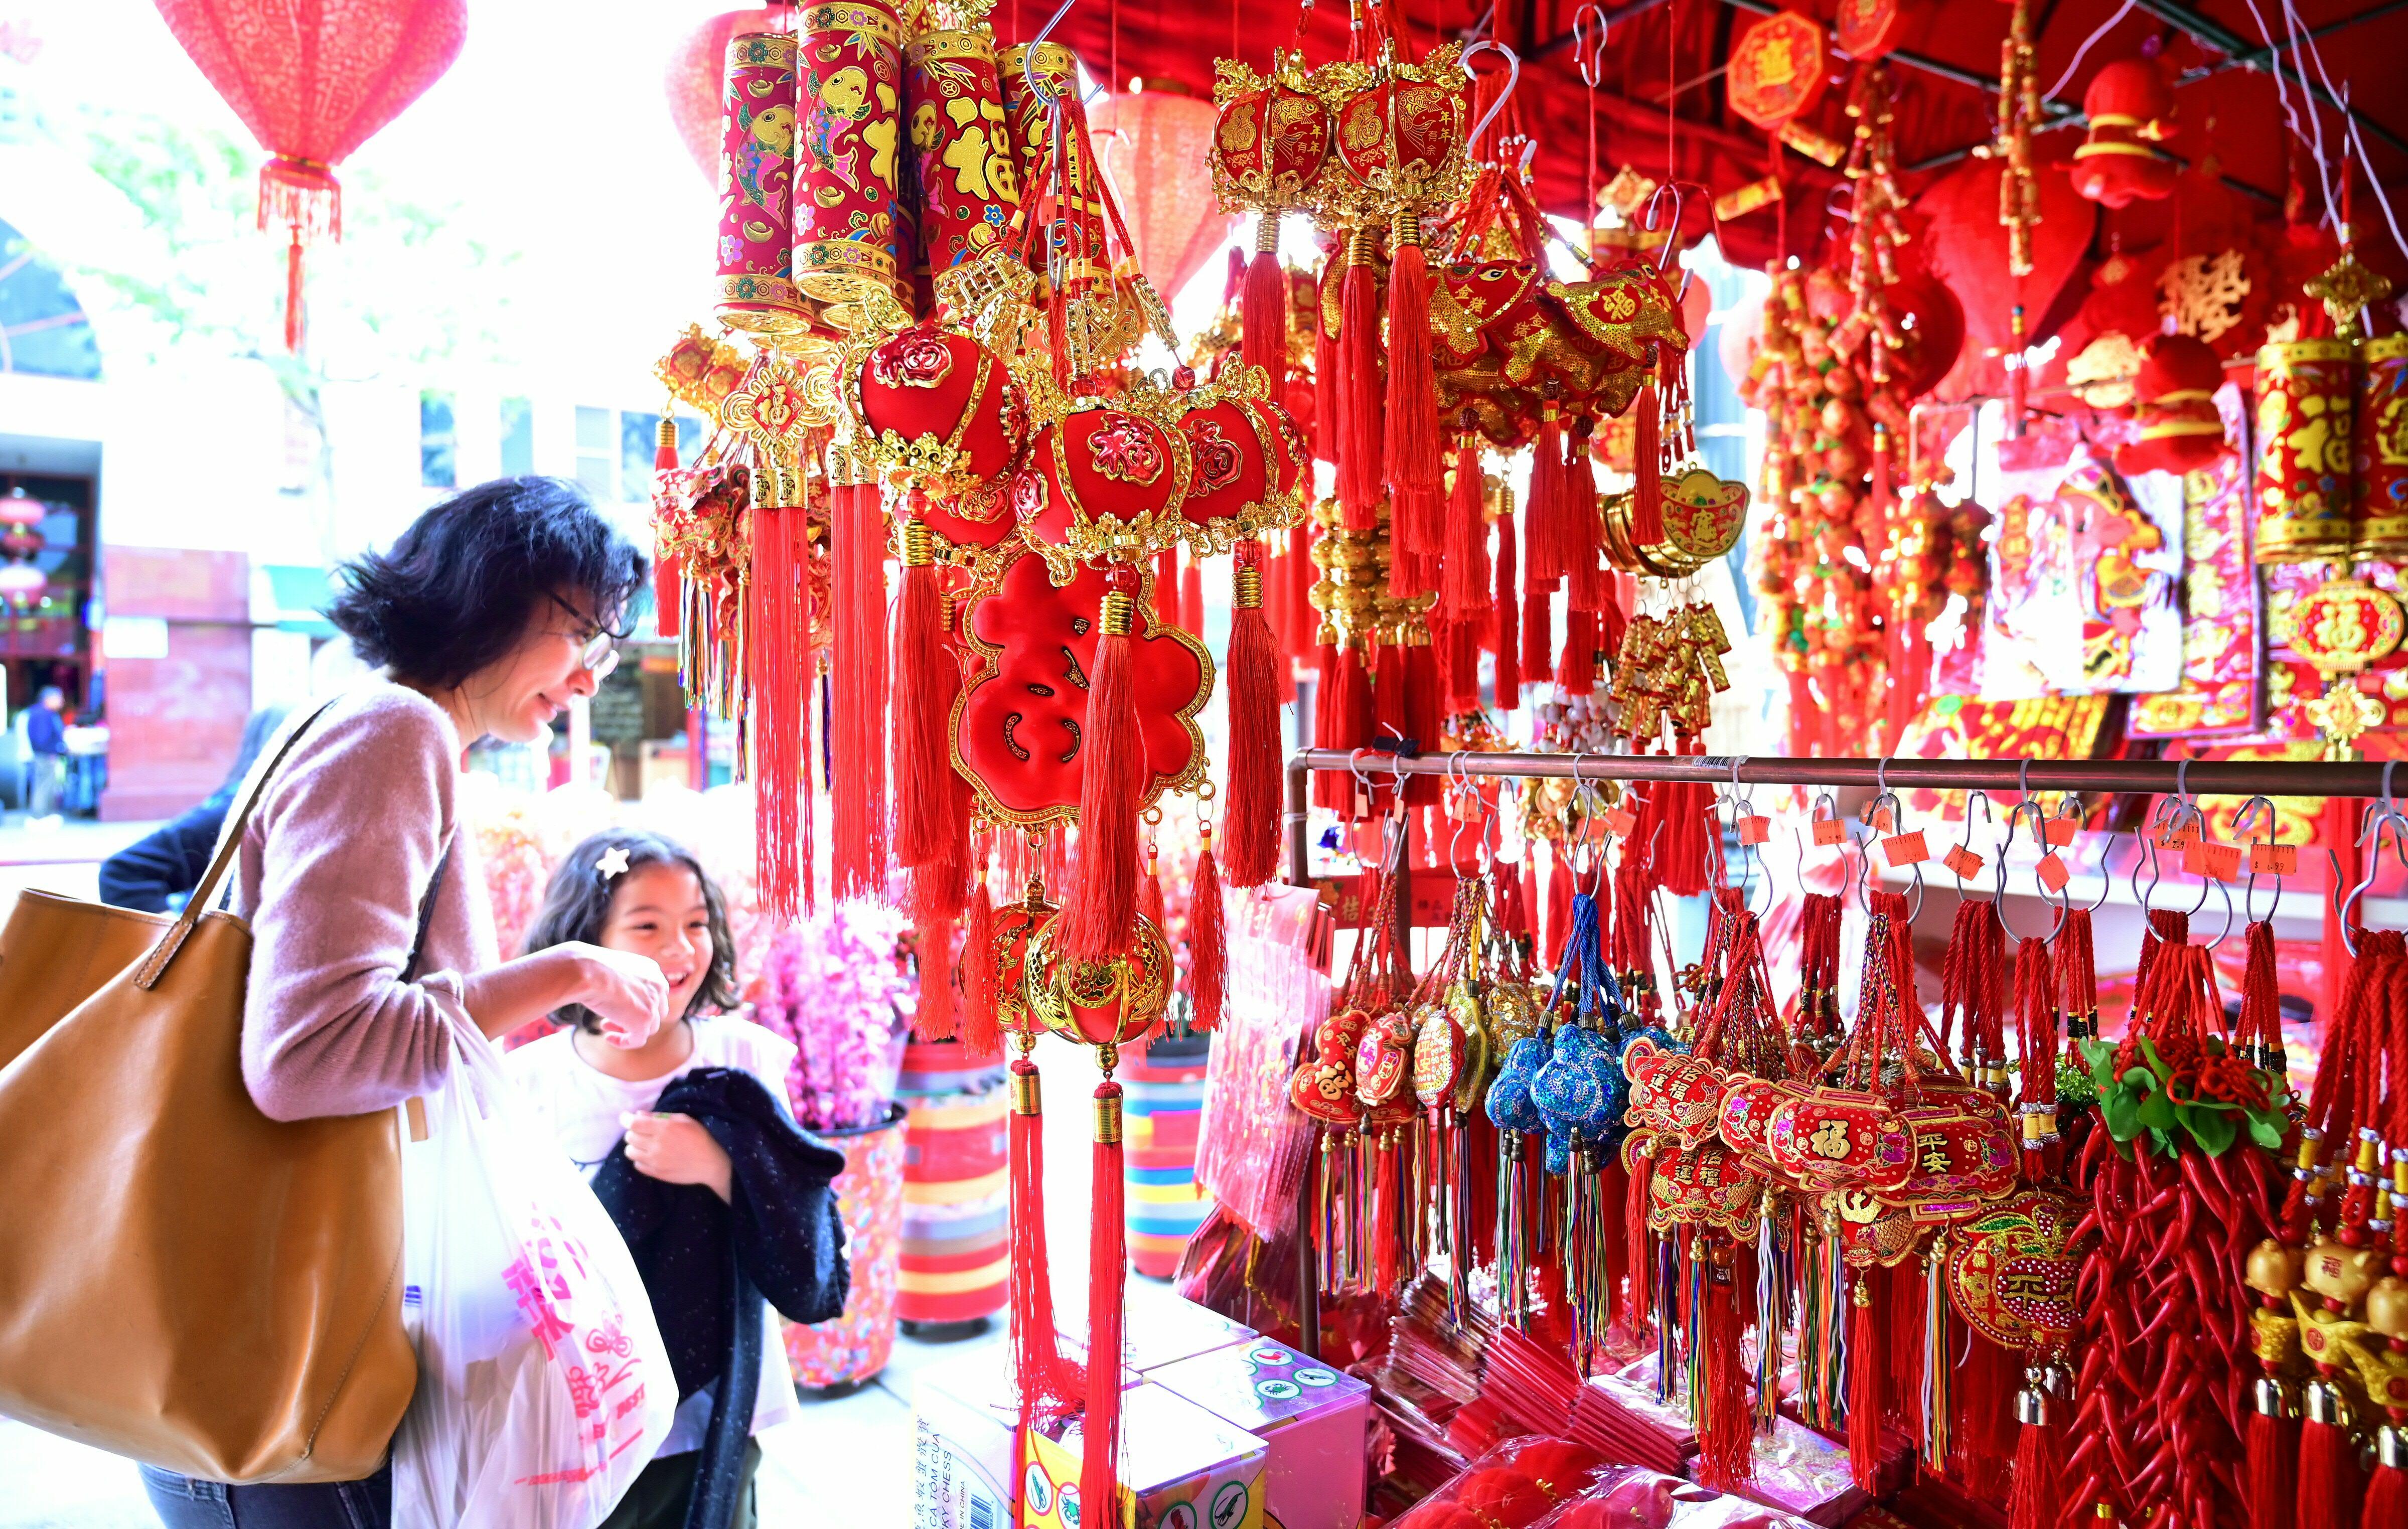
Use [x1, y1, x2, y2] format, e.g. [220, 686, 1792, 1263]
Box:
[1943, 844, 1986, 880]
[2251, 842, 2299, 876]
[1812, 818, 1846, 846]
[1602, 806, 1638, 837]
[1882, 830, 1930, 867]
[2158, 824, 2196, 852]
[2036, 853, 2070, 892]
[2184, 839, 2241, 882]
[1872, 807, 1897, 834]
[2044, 817, 2077, 847]
[1738, 815, 1770, 846]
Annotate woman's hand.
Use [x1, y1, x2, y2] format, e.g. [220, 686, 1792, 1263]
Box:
[566, 943, 672, 1049]
[622, 1111, 732, 1200]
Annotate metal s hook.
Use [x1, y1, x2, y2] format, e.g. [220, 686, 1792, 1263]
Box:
[1023, 0, 1080, 104]
[1996, 800, 2069, 944]
[1570, 4, 1608, 86]
[1953, 790, 1995, 889]
[1723, 755, 1768, 914]
[2331, 760, 2408, 958]
[2233, 795, 2288, 926]
[1460, 41, 1523, 149]
[1643, 181, 1687, 273]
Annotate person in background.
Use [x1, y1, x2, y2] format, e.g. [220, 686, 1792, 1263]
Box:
[25, 684, 65, 823]
[99, 705, 292, 912]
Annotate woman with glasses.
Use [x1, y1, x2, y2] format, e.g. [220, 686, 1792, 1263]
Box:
[140, 477, 675, 1529]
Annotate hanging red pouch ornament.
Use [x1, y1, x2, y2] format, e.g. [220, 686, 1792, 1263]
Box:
[902, 25, 1024, 310]
[1015, 391, 1195, 578]
[1725, 12, 1828, 131]
[792, 0, 909, 319]
[716, 32, 810, 336]
[2066, 57, 2177, 209]
[2114, 332, 2230, 478]
[1210, 53, 1331, 214]
[1172, 382, 1311, 554]
[1834, 0, 1902, 61]
[2254, 337, 2357, 563]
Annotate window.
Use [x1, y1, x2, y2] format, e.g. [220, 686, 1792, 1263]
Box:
[419, 391, 456, 489]
[620, 411, 662, 502]
[574, 405, 614, 500]
[499, 396, 535, 477]
[0, 217, 102, 381]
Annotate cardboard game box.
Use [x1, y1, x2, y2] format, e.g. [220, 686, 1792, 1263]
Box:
[1146, 1340, 1371, 1529]
[1022, 1380, 1269, 1529]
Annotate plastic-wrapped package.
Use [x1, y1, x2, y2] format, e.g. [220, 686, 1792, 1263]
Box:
[1531, 1463, 1820, 1529]
[390, 998, 676, 1528]
[1385, 1436, 1619, 1529]
[1195, 882, 1327, 1237]
[1684, 1418, 1867, 1527]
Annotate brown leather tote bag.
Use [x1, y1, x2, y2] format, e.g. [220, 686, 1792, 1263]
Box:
[0, 704, 420, 1483]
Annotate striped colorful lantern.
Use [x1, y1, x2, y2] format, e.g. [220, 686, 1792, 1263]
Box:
[897, 1040, 1010, 1331]
[1123, 1034, 1214, 1277]
[785, 1102, 908, 1387]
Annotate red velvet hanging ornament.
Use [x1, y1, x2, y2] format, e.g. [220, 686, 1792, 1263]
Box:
[1222, 540, 1282, 888]
[2114, 332, 2231, 478]
[2068, 57, 2179, 209]
[157, 0, 467, 351]
[1725, 11, 1829, 131]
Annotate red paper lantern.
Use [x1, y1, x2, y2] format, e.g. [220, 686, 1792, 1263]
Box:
[2115, 332, 2230, 477]
[1726, 12, 1828, 131]
[666, 9, 762, 183]
[1090, 82, 1236, 308]
[156, 0, 467, 351]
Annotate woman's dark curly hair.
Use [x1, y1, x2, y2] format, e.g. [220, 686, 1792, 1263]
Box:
[327, 477, 648, 690]
[522, 830, 740, 1033]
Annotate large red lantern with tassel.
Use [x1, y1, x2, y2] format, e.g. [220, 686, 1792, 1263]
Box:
[1012, 396, 1195, 580]
[155, 0, 467, 352]
[665, 8, 763, 182]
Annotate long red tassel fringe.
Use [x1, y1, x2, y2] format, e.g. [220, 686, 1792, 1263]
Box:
[1058, 573, 1143, 963]
[831, 476, 888, 900]
[1222, 542, 1281, 887]
[1084, 1080, 1128, 1526]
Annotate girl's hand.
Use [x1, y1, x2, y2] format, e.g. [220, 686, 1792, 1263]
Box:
[622, 1112, 732, 1201]
[568, 943, 672, 1048]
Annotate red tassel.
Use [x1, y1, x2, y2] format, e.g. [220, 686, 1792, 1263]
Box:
[1331, 643, 1373, 749]
[1554, 608, 1597, 694]
[1630, 380, 1666, 547]
[893, 512, 952, 871]
[1521, 582, 1554, 690]
[1386, 219, 1444, 557]
[1335, 232, 1384, 529]
[959, 868, 1002, 1059]
[1657, 782, 1713, 898]
[832, 476, 889, 900]
[1953, 1331, 2019, 1502]
[1698, 1269, 1752, 1490]
[283, 230, 305, 352]
[1058, 572, 1143, 964]
[1526, 401, 1567, 584]
[1139, 851, 1166, 935]
[1624, 1144, 1653, 1330]
[2251, 1392, 2301, 1529]
[914, 914, 957, 1041]
[2007, 1391, 2066, 1529]
[1493, 508, 1522, 700]
[1189, 832, 1227, 1029]
[1440, 431, 1489, 621]
[1280, 520, 1314, 666]
[1546, 845, 1574, 969]
[1848, 1279, 1884, 1491]
[1154, 549, 1184, 629]
[1444, 617, 1481, 715]
[2362, 1449, 2407, 1529]
[653, 546, 684, 641]
[1884, 1249, 1923, 1440]
[1403, 641, 1441, 804]
[2303, 1398, 2364, 1529]
[1241, 214, 1288, 391]
[1084, 1080, 1128, 1526]
[1565, 420, 1611, 614]
[750, 495, 810, 920]
[1372, 1133, 1403, 1292]
[1180, 560, 1203, 639]
[1009, 1057, 1084, 1462]
[1222, 543, 1281, 887]
[1311, 643, 1352, 813]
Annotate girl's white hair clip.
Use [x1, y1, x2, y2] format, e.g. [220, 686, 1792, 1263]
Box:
[594, 846, 632, 881]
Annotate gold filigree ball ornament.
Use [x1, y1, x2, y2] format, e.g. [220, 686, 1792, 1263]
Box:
[1020, 911, 1172, 1049]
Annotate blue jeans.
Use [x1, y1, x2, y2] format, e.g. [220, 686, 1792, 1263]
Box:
[139, 1462, 390, 1529]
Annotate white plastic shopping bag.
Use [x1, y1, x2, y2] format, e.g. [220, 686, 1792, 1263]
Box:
[391, 996, 675, 1529]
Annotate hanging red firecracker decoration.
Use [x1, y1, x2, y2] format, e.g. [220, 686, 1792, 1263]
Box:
[2067, 56, 2178, 209]
[156, 0, 468, 352]
[1725, 12, 1828, 132]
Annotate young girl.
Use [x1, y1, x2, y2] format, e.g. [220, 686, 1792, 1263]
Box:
[508, 829, 824, 1529]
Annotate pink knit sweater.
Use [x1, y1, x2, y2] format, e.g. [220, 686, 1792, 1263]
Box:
[233, 681, 499, 1122]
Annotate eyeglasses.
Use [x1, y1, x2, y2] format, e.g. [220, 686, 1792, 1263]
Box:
[580, 633, 620, 682]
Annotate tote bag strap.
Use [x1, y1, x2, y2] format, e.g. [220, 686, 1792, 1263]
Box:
[131, 697, 353, 991]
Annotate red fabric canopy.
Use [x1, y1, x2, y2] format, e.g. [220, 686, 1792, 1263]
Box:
[985, 0, 2408, 276]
